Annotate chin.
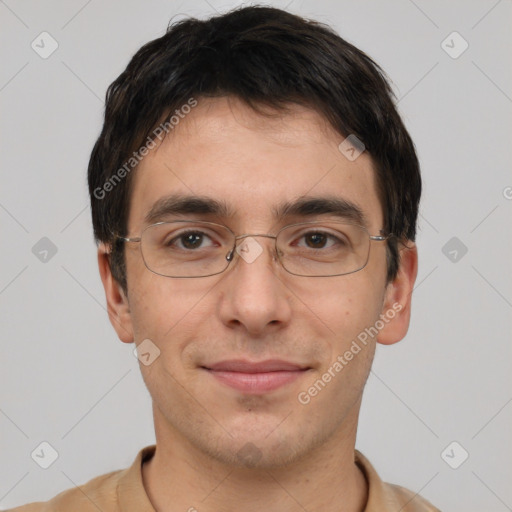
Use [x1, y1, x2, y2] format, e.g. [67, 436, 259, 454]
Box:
[192, 415, 325, 470]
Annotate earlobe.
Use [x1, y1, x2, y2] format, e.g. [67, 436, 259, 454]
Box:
[97, 244, 134, 344]
[377, 242, 418, 346]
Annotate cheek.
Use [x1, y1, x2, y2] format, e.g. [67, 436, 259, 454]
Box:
[293, 273, 385, 347]
[127, 269, 217, 364]
[295, 277, 382, 410]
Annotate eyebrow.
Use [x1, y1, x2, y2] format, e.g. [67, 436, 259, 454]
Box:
[144, 193, 367, 227]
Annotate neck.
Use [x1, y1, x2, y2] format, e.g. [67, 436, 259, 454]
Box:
[142, 402, 368, 512]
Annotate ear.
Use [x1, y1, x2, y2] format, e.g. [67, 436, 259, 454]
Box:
[377, 242, 418, 346]
[97, 243, 134, 344]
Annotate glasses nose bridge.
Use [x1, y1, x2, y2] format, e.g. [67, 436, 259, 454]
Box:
[234, 232, 277, 243]
[227, 232, 280, 265]
[234, 233, 279, 254]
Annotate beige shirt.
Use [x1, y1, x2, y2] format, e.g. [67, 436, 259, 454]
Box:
[8, 445, 440, 511]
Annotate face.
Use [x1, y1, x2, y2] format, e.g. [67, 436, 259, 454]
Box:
[100, 96, 416, 468]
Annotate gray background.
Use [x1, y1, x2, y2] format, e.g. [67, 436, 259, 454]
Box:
[1, 0, 511, 510]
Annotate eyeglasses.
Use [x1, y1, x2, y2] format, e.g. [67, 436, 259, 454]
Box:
[115, 220, 391, 278]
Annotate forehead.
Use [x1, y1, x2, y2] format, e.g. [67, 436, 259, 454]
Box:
[128, 97, 383, 231]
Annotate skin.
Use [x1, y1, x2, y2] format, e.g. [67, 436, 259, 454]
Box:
[98, 96, 417, 512]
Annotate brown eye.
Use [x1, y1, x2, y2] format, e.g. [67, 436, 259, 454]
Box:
[164, 230, 215, 250]
[179, 232, 205, 249]
[304, 233, 328, 248]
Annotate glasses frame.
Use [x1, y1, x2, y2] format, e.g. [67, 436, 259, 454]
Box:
[115, 219, 392, 278]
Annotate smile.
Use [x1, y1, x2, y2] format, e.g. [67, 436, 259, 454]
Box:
[202, 359, 311, 394]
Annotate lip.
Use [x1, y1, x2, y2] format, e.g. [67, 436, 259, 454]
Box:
[207, 359, 307, 373]
[202, 359, 310, 394]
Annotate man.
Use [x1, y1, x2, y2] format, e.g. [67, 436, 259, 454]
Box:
[11, 5, 440, 511]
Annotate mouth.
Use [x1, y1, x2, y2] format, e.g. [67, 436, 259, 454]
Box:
[201, 359, 311, 394]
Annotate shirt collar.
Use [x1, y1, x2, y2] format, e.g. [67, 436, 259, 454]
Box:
[116, 445, 420, 512]
[117, 444, 157, 510]
[354, 449, 404, 511]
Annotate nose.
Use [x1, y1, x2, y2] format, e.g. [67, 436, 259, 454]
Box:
[217, 234, 292, 337]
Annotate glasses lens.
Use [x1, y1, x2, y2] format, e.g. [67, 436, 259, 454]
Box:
[140, 221, 234, 277]
[276, 221, 370, 276]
